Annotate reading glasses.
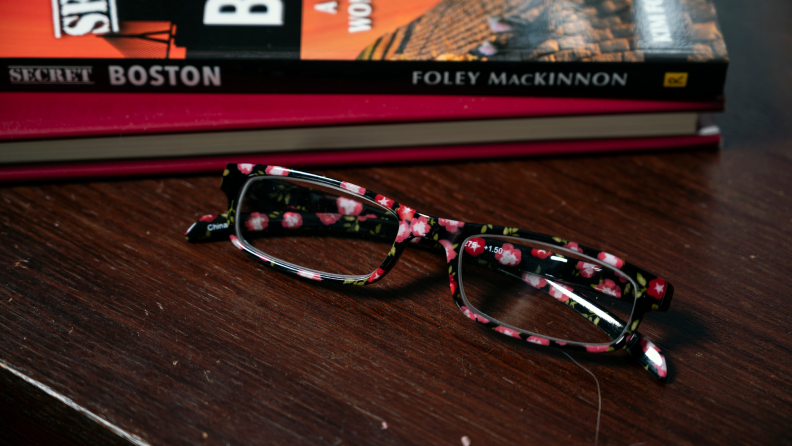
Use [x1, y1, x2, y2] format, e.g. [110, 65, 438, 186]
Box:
[186, 164, 673, 380]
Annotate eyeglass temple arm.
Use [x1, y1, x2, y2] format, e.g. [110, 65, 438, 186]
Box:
[185, 211, 401, 244]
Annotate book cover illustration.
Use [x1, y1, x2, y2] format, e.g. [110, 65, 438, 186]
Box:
[1, 0, 727, 62]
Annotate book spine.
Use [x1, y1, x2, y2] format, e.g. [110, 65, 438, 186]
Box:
[1, 59, 726, 98]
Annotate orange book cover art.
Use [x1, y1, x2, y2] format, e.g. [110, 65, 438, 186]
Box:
[300, 0, 442, 60]
[0, 0, 125, 58]
[0, 0, 729, 62]
[0, 0, 185, 59]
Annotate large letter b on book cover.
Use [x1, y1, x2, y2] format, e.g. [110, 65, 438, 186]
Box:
[203, 0, 284, 26]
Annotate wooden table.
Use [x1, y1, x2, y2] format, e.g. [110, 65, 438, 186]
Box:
[2, 2, 792, 445]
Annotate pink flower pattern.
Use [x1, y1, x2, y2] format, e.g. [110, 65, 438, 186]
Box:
[245, 212, 268, 232]
[397, 205, 415, 221]
[594, 279, 622, 298]
[527, 336, 550, 346]
[229, 235, 244, 250]
[337, 197, 363, 216]
[395, 220, 411, 243]
[448, 274, 457, 295]
[464, 238, 485, 257]
[460, 306, 490, 324]
[438, 239, 457, 263]
[597, 252, 624, 269]
[410, 216, 430, 238]
[282, 212, 303, 229]
[495, 243, 521, 266]
[199, 214, 216, 222]
[316, 213, 342, 225]
[237, 163, 253, 174]
[647, 278, 667, 300]
[548, 283, 573, 301]
[265, 166, 288, 176]
[564, 241, 583, 253]
[438, 219, 465, 233]
[298, 270, 322, 281]
[374, 195, 394, 209]
[576, 261, 599, 279]
[531, 248, 552, 259]
[368, 268, 385, 283]
[340, 181, 366, 195]
[494, 326, 520, 338]
[522, 272, 547, 289]
[586, 344, 610, 353]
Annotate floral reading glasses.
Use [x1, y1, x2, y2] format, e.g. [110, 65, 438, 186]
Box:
[186, 164, 673, 381]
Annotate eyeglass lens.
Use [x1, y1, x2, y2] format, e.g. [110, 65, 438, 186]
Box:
[238, 177, 400, 277]
[458, 236, 637, 344]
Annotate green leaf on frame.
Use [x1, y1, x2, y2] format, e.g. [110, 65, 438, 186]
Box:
[448, 266, 453, 274]
[624, 283, 632, 295]
[344, 216, 356, 222]
[343, 223, 351, 228]
[433, 233, 439, 241]
[593, 317, 600, 325]
[284, 193, 291, 205]
[631, 320, 640, 331]
[375, 224, 382, 234]
[552, 237, 565, 243]
[223, 168, 230, 176]
[481, 226, 488, 234]
[389, 246, 396, 256]
[636, 272, 647, 286]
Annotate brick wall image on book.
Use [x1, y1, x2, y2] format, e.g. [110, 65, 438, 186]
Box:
[358, 0, 726, 63]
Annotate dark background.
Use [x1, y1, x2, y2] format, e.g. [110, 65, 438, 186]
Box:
[1, 0, 792, 445]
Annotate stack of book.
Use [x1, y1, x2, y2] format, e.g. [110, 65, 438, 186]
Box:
[0, 0, 728, 182]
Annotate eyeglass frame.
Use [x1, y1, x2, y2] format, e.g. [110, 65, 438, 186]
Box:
[186, 163, 674, 381]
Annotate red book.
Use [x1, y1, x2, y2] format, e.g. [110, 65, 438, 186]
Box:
[0, 92, 722, 182]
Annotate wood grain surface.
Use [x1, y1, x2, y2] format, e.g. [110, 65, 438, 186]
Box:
[2, 0, 792, 444]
